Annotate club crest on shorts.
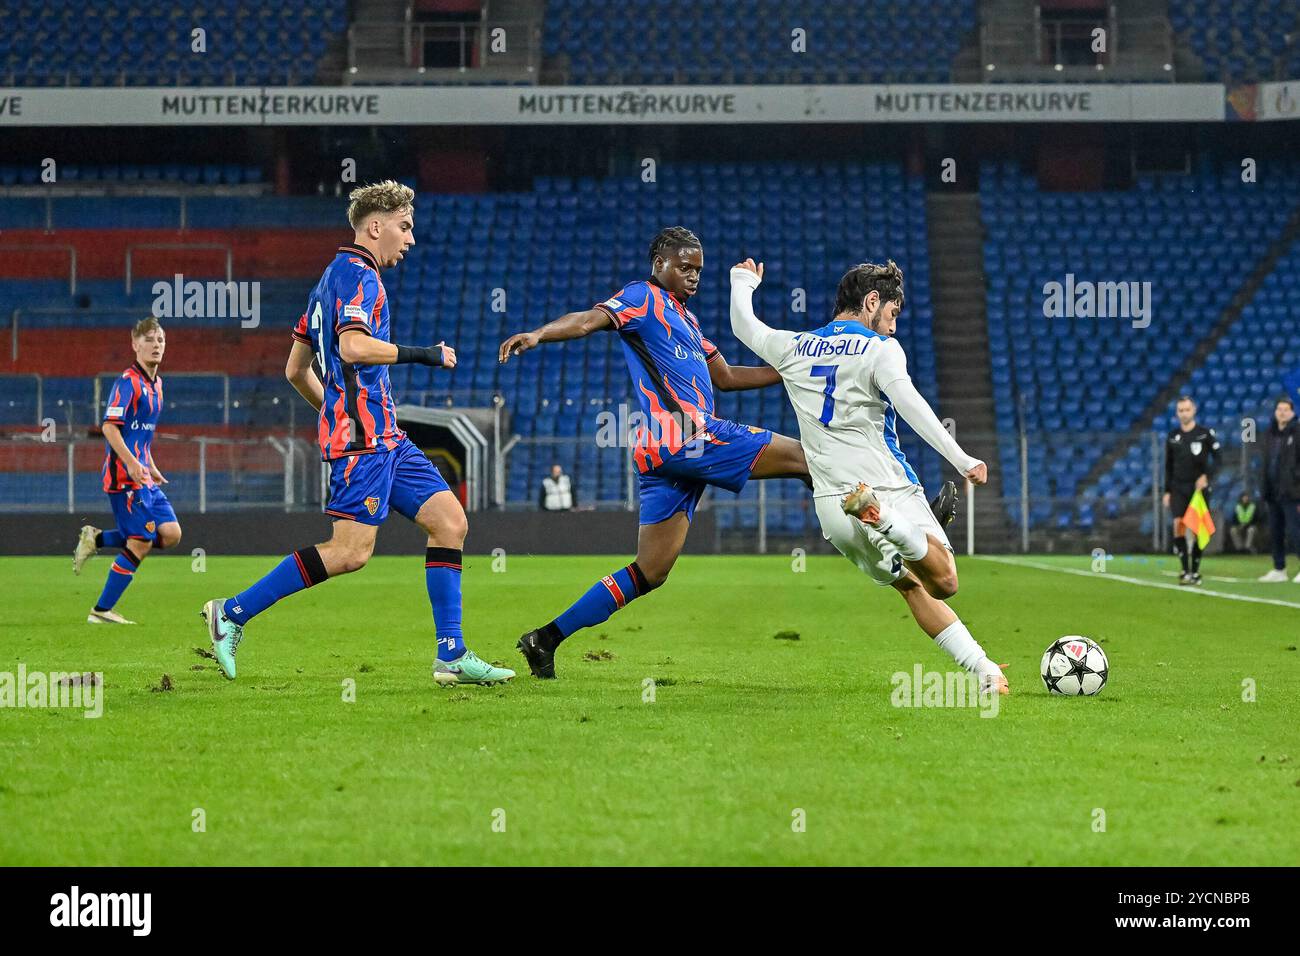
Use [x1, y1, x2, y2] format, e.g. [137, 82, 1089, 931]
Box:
[364, 495, 380, 516]
[144, 520, 156, 533]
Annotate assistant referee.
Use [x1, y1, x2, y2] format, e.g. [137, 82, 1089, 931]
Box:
[1163, 395, 1220, 585]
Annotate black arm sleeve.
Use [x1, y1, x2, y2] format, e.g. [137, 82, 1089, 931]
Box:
[1205, 430, 1221, 481]
[1164, 436, 1174, 493]
[394, 344, 444, 366]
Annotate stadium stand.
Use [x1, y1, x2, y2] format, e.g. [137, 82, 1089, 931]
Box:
[1, 161, 941, 529]
[0, 0, 348, 86]
[1170, 0, 1300, 83]
[979, 157, 1300, 532]
[7, 138, 1296, 533]
[0, 164, 263, 188]
[1086, 241, 1300, 526]
[380, 161, 941, 525]
[543, 0, 977, 85]
[2, 0, 1293, 89]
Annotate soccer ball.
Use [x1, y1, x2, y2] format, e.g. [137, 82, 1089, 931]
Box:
[1040, 636, 1109, 696]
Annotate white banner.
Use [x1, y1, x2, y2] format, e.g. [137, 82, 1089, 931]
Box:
[0, 83, 1234, 126]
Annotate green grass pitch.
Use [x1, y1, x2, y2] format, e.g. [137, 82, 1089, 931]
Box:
[2, 552, 1297, 866]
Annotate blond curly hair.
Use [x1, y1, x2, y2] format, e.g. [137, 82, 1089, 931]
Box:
[347, 180, 415, 230]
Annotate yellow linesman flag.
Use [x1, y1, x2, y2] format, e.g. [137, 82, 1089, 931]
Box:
[1182, 489, 1216, 550]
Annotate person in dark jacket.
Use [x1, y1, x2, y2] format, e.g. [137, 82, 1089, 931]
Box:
[1258, 398, 1300, 582]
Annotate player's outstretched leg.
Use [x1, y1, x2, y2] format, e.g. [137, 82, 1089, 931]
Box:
[75, 525, 131, 574]
[73, 525, 126, 575]
[518, 511, 686, 678]
[414, 491, 515, 687]
[748, 432, 812, 489]
[892, 572, 1008, 695]
[199, 522, 373, 679]
[843, 482, 958, 599]
[88, 537, 151, 624]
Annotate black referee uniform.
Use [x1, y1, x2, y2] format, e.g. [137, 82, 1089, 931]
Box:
[1165, 423, 1220, 579]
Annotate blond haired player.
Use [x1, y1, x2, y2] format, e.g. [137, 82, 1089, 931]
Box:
[73, 317, 180, 623]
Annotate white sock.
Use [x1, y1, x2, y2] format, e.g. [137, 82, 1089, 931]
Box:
[933, 619, 999, 678]
[874, 509, 928, 562]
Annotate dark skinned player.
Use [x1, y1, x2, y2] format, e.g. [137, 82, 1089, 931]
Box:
[498, 226, 811, 678]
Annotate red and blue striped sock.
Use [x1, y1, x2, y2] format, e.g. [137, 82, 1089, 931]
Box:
[223, 547, 328, 626]
[95, 529, 126, 549]
[552, 563, 647, 641]
[426, 547, 465, 662]
[94, 548, 140, 612]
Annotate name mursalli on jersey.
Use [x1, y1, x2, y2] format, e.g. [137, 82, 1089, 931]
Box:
[793, 335, 870, 358]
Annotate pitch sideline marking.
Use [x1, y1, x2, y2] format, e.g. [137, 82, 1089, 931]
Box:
[1155, 569, 1253, 584]
[973, 555, 1300, 611]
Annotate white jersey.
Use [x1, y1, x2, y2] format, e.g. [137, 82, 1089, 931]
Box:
[729, 267, 981, 500]
[746, 320, 922, 497]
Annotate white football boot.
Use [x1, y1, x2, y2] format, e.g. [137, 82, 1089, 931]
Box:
[73, 525, 100, 575]
[87, 608, 135, 624]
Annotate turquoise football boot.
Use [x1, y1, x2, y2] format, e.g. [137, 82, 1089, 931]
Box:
[200, 599, 244, 680]
[433, 649, 515, 687]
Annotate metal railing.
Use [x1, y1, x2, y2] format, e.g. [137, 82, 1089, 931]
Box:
[124, 243, 232, 295]
[93, 371, 231, 427]
[483, 423, 1277, 557]
[346, 19, 542, 83]
[9, 308, 151, 363]
[499, 435, 637, 512]
[0, 244, 77, 294]
[0, 415, 1274, 556]
[0, 434, 318, 513]
[0, 373, 43, 425]
[981, 13, 1174, 81]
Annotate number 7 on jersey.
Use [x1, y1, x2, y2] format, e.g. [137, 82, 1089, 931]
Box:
[811, 364, 838, 426]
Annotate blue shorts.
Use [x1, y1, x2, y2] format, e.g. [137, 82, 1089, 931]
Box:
[326, 437, 451, 526]
[109, 485, 178, 541]
[637, 418, 773, 525]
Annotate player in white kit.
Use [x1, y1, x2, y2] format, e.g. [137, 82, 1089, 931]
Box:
[730, 258, 1008, 695]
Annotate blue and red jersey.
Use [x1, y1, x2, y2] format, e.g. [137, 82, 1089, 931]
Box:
[595, 279, 725, 473]
[294, 243, 405, 461]
[101, 362, 163, 493]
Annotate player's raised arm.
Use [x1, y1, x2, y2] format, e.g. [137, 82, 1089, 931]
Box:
[729, 259, 788, 367]
[497, 307, 611, 364]
[874, 338, 987, 485]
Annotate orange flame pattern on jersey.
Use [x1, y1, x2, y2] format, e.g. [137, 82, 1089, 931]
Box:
[647, 284, 673, 337]
[631, 377, 728, 474]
